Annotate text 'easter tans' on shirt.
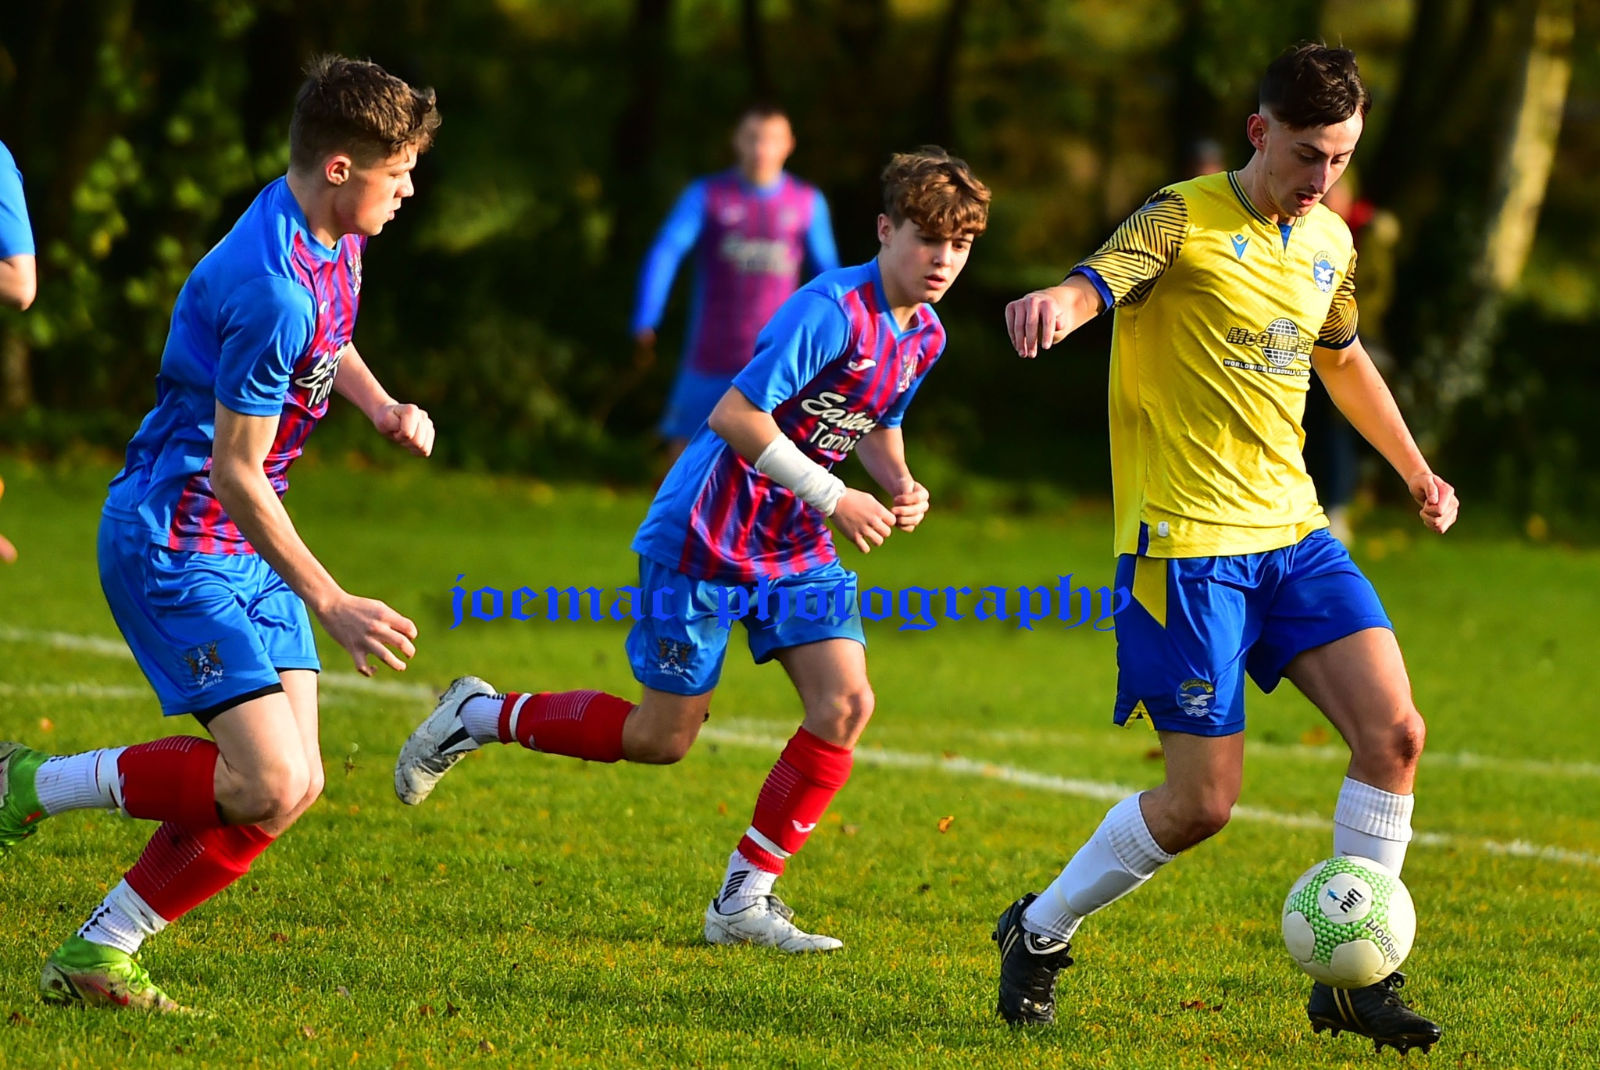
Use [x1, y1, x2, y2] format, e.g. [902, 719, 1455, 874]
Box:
[104, 177, 364, 554]
[633, 259, 946, 583]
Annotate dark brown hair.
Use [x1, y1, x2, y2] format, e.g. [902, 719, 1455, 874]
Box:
[1259, 43, 1370, 130]
[881, 146, 990, 240]
[289, 55, 440, 170]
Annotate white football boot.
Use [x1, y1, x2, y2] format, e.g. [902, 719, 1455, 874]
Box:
[394, 676, 496, 805]
[703, 894, 843, 953]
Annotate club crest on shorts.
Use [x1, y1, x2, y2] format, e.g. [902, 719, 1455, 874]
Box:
[1176, 678, 1215, 719]
[181, 641, 226, 690]
[656, 639, 694, 678]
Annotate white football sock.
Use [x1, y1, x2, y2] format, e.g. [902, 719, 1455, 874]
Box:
[715, 850, 778, 913]
[1332, 776, 1414, 874]
[35, 749, 125, 816]
[77, 879, 168, 955]
[1024, 793, 1175, 942]
[459, 694, 506, 744]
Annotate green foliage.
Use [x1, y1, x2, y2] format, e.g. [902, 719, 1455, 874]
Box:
[1, 0, 1598, 503]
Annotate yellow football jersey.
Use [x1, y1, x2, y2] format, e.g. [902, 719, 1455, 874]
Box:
[1073, 171, 1359, 558]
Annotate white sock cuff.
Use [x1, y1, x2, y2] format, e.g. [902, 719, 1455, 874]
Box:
[1104, 793, 1174, 876]
[1333, 777, 1414, 842]
[108, 879, 169, 932]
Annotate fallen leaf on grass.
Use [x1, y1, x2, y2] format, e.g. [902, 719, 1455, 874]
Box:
[418, 1005, 433, 1017]
[1299, 725, 1330, 746]
[841, 824, 859, 836]
[1144, 748, 1163, 761]
[7, 1011, 32, 1026]
[300, 1025, 317, 1039]
[270, 933, 289, 944]
[335, 986, 351, 999]
[937, 815, 955, 833]
[446, 1002, 461, 1018]
[478, 1040, 495, 1054]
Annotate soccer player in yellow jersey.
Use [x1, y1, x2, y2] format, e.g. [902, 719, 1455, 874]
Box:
[990, 44, 1457, 1055]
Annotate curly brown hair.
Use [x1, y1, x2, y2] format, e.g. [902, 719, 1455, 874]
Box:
[881, 146, 990, 240]
[1259, 43, 1370, 129]
[289, 55, 441, 170]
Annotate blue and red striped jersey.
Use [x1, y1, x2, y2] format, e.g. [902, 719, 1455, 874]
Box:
[632, 258, 945, 582]
[104, 177, 364, 554]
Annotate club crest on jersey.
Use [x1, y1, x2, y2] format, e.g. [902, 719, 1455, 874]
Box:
[718, 203, 746, 226]
[1230, 234, 1249, 259]
[349, 247, 363, 295]
[294, 344, 348, 409]
[181, 641, 226, 690]
[656, 639, 694, 678]
[1176, 678, 1215, 719]
[897, 352, 920, 393]
[1312, 251, 1335, 293]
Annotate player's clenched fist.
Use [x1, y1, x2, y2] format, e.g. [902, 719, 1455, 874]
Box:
[1407, 471, 1459, 535]
[891, 481, 930, 532]
[1006, 285, 1073, 359]
[829, 489, 896, 554]
[375, 402, 435, 457]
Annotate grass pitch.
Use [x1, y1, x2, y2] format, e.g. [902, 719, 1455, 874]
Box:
[1, 453, 1596, 1068]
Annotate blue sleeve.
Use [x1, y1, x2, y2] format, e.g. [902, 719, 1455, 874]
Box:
[630, 181, 707, 333]
[880, 341, 945, 429]
[214, 276, 317, 417]
[0, 144, 35, 258]
[803, 190, 839, 276]
[732, 292, 852, 411]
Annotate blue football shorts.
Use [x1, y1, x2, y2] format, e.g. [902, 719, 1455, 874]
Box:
[626, 555, 865, 696]
[98, 514, 319, 721]
[1112, 528, 1391, 736]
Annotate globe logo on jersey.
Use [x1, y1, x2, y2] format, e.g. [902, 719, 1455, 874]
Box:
[1259, 318, 1304, 368]
[1312, 251, 1336, 294]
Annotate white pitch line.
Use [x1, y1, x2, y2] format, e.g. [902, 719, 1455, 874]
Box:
[700, 728, 1600, 870]
[0, 626, 435, 701]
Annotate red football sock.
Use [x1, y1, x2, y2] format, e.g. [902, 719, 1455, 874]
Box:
[497, 691, 633, 763]
[124, 822, 276, 922]
[117, 736, 225, 829]
[737, 728, 855, 875]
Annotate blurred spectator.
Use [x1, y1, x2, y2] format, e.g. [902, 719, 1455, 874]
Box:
[631, 104, 839, 463]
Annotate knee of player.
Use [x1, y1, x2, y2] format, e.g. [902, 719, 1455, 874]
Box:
[630, 726, 698, 765]
[811, 684, 875, 739]
[238, 759, 313, 822]
[1184, 797, 1234, 842]
[1386, 709, 1427, 767]
[300, 760, 327, 808]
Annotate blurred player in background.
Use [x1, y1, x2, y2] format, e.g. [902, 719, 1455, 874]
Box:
[994, 44, 1453, 1055]
[0, 56, 438, 1012]
[0, 138, 38, 564]
[398, 147, 988, 954]
[632, 103, 839, 462]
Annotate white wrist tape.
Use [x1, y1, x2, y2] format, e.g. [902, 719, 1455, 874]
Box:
[753, 435, 847, 516]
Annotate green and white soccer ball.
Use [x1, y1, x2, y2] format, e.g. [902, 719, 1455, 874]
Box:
[1281, 855, 1415, 988]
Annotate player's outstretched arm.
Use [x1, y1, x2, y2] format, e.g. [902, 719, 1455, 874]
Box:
[1312, 338, 1459, 534]
[333, 343, 434, 457]
[707, 387, 895, 553]
[856, 427, 927, 532]
[1005, 274, 1104, 359]
[0, 254, 35, 310]
[211, 403, 419, 675]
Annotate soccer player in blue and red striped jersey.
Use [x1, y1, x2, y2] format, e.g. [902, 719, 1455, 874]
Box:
[398, 147, 989, 951]
[0, 56, 439, 1011]
[0, 138, 37, 564]
[633, 104, 839, 461]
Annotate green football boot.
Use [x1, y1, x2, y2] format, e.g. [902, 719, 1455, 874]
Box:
[0, 742, 50, 857]
[39, 936, 184, 1013]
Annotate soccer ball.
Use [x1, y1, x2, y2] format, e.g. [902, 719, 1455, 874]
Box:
[1281, 855, 1415, 988]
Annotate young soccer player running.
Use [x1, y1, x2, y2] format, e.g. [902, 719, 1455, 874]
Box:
[633, 103, 840, 461]
[397, 147, 989, 952]
[0, 56, 439, 1011]
[991, 45, 1455, 1055]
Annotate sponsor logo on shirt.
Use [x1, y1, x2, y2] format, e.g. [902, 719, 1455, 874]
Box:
[294, 343, 348, 409]
[799, 390, 878, 454]
[1222, 318, 1313, 376]
[718, 233, 799, 274]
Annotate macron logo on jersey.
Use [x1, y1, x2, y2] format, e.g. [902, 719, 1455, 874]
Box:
[1230, 234, 1249, 259]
